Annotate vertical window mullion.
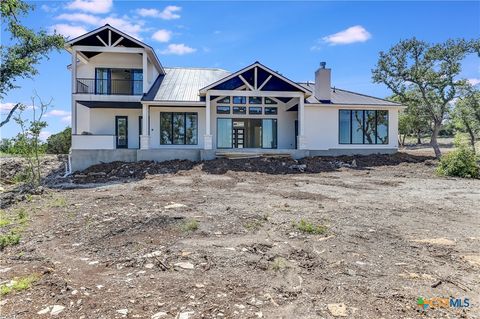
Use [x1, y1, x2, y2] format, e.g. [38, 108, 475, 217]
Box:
[171, 113, 174, 145]
[350, 110, 353, 144]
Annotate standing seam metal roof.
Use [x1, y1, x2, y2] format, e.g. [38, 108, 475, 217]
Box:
[143, 67, 401, 107]
[146, 67, 230, 102]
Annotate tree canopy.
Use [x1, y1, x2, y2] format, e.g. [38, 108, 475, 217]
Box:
[372, 37, 479, 157]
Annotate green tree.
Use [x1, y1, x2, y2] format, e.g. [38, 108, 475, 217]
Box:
[391, 91, 431, 145]
[453, 88, 480, 152]
[13, 94, 50, 187]
[0, 0, 64, 127]
[372, 38, 479, 157]
[46, 127, 71, 154]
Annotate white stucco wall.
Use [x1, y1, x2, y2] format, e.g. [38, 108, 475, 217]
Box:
[86, 108, 142, 149]
[304, 105, 399, 150]
[76, 52, 142, 78]
[149, 107, 206, 149]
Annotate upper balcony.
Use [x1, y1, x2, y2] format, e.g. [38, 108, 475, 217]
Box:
[75, 68, 143, 95]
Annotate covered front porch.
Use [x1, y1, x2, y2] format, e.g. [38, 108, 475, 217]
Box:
[139, 62, 311, 152]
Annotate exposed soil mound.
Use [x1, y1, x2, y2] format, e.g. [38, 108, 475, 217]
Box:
[72, 152, 434, 183]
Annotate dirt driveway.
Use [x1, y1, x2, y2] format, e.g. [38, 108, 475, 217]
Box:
[1, 151, 479, 318]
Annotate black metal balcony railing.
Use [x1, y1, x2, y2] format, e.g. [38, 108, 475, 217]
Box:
[76, 78, 143, 95]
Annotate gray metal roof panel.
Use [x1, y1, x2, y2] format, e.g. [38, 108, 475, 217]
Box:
[299, 83, 401, 106]
[148, 67, 230, 102]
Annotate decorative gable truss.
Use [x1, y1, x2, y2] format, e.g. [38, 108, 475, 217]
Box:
[199, 62, 311, 97]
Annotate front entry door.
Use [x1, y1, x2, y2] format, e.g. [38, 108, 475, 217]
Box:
[138, 116, 142, 149]
[233, 128, 244, 148]
[115, 116, 128, 148]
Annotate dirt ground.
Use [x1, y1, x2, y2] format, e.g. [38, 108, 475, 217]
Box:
[0, 148, 479, 318]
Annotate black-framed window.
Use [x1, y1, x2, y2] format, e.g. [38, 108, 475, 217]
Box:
[265, 107, 277, 115]
[233, 106, 246, 114]
[160, 112, 198, 145]
[216, 105, 230, 114]
[265, 97, 277, 104]
[249, 107, 262, 115]
[249, 96, 262, 104]
[218, 97, 230, 103]
[233, 96, 246, 104]
[339, 110, 389, 145]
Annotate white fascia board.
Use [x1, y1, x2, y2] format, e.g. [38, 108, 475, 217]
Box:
[306, 103, 406, 109]
[141, 101, 206, 107]
[206, 89, 303, 98]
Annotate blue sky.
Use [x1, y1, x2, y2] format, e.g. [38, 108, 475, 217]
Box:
[1, 0, 479, 140]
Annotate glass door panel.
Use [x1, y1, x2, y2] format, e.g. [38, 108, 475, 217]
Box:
[262, 119, 277, 149]
[217, 118, 232, 148]
[115, 116, 128, 148]
[132, 69, 143, 95]
[96, 68, 110, 94]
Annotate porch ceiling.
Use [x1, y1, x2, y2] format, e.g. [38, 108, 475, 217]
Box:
[77, 101, 142, 109]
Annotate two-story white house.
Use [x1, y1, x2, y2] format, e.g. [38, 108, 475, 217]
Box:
[66, 24, 403, 172]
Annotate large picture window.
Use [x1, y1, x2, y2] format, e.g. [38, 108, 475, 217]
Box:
[160, 112, 198, 145]
[339, 110, 389, 144]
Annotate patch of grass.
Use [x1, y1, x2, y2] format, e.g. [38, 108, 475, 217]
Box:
[0, 211, 11, 227]
[0, 232, 21, 249]
[0, 274, 39, 296]
[180, 219, 199, 232]
[293, 219, 327, 235]
[50, 197, 67, 208]
[17, 208, 28, 225]
[270, 257, 288, 272]
[244, 214, 269, 231]
[13, 170, 32, 184]
[244, 219, 264, 231]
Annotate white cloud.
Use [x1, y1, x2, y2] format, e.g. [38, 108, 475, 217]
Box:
[49, 24, 88, 38]
[56, 13, 100, 25]
[152, 29, 172, 42]
[47, 110, 71, 117]
[66, 0, 112, 14]
[0, 102, 16, 111]
[53, 13, 144, 39]
[137, 6, 181, 20]
[160, 43, 196, 55]
[467, 78, 480, 86]
[39, 131, 52, 141]
[41, 4, 58, 13]
[102, 16, 143, 39]
[61, 116, 72, 124]
[322, 25, 372, 45]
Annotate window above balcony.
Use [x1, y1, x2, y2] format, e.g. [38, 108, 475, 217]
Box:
[76, 68, 143, 95]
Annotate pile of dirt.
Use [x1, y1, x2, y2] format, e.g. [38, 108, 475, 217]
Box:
[72, 159, 196, 183]
[0, 155, 67, 183]
[71, 152, 435, 184]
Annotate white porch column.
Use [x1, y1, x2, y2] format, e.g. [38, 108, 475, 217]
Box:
[140, 104, 150, 149]
[142, 53, 148, 94]
[71, 49, 77, 135]
[204, 92, 213, 149]
[297, 94, 307, 149]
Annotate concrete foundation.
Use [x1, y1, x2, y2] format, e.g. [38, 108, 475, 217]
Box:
[70, 148, 398, 172]
[137, 149, 200, 162]
[70, 149, 137, 172]
[309, 148, 397, 157]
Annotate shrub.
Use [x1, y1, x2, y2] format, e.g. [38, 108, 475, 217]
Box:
[437, 141, 479, 178]
[181, 219, 199, 232]
[293, 219, 327, 235]
[0, 232, 21, 249]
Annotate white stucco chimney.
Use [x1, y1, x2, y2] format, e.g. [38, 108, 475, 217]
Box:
[315, 62, 331, 102]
